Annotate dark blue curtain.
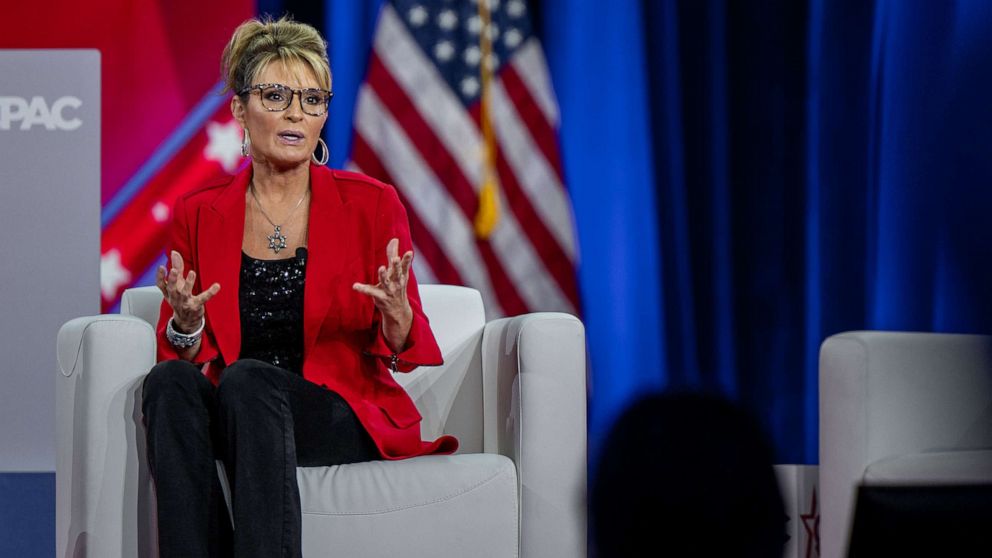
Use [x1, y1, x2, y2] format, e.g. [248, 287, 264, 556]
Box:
[548, 0, 992, 465]
[267, 0, 992, 466]
[640, 0, 818, 463]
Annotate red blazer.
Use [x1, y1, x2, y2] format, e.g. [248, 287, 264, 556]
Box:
[155, 164, 458, 459]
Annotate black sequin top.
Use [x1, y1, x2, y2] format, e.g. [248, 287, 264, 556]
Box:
[239, 248, 307, 375]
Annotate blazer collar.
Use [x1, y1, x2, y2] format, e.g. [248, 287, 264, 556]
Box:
[303, 166, 350, 358]
[196, 164, 349, 366]
[198, 166, 249, 366]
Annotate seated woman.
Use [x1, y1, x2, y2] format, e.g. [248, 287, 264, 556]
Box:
[141, 16, 457, 558]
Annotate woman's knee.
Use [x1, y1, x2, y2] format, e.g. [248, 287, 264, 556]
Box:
[143, 359, 211, 402]
[216, 359, 281, 403]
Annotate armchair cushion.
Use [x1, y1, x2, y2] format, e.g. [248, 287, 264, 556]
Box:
[298, 454, 517, 557]
[863, 449, 992, 485]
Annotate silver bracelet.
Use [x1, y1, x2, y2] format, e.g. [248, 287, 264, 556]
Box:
[166, 317, 205, 349]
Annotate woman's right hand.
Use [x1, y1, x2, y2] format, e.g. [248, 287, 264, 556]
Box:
[156, 250, 221, 332]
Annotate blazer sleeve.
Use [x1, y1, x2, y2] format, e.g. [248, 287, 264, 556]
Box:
[155, 195, 222, 365]
[364, 185, 444, 372]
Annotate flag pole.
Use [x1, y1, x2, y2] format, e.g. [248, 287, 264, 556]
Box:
[474, 0, 501, 239]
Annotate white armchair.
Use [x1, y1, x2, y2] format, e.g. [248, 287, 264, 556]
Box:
[818, 331, 992, 558]
[56, 285, 587, 558]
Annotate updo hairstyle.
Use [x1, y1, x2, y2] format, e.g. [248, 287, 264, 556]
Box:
[220, 15, 332, 96]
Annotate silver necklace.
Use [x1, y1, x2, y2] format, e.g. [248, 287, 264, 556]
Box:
[250, 182, 309, 254]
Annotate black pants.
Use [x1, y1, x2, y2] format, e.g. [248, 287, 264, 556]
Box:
[142, 358, 381, 558]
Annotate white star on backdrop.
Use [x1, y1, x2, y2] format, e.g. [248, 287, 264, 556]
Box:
[461, 76, 480, 97]
[503, 28, 523, 49]
[405, 0, 531, 103]
[204, 120, 244, 174]
[435, 40, 455, 62]
[507, 0, 525, 18]
[464, 45, 482, 66]
[101, 249, 132, 300]
[151, 201, 170, 223]
[438, 9, 458, 30]
[409, 5, 428, 26]
[467, 15, 482, 35]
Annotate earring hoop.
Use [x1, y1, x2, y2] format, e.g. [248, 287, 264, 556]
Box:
[312, 137, 329, 166]
[241, 128, 251, 157]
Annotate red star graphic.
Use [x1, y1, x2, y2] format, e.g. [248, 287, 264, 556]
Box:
[800, 487, 820, 558]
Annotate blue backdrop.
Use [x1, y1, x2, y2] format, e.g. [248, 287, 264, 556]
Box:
[263, 0, 992, 465]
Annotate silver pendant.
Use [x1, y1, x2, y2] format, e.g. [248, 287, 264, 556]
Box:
[267, 225, 288, 254]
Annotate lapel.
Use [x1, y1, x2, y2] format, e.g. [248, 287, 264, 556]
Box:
[198, 167, 250, 366]
[303, 166, 352, 358]
[197, 164, 352, 366]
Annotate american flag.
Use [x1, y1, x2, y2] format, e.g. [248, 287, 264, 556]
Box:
[349, 0, 580, 317]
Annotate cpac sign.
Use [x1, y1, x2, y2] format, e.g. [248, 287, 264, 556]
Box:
[0, 96, 83, 131]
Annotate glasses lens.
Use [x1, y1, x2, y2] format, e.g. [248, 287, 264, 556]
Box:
[259, 85, 292, 111]
[254, 85, 330, 116]
[301, 89, 330, 116]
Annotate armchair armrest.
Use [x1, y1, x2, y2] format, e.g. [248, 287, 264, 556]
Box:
[819, 331, 992, 558]
[56, 315, 158, 558]
[482, 312, 587, 558]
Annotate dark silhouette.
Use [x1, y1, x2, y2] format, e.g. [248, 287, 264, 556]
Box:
[591, 392, 786, 557]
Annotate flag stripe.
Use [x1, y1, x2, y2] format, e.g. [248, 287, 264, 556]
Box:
[464, 97, 579, 308]
[409, 254, 439, 285]
[510, 39, 560, 128]
[365, 53, 558, 314]
[492, 139, 581, 308]
[500, 63, 566, 185]
[366, 53, 477, 216]
[346, 157, 443, 285]
[486, 184, 577, 313]
[350, 134, 463, 286]
[353, 85, 509, 315]
[368, 51, 575, 313]
[370, 12, 576, 312]
[347, 161, 440, 286]
[352, 2, 580, 317]
[375, 5, 485, 185]
[490, 77, 578, 260]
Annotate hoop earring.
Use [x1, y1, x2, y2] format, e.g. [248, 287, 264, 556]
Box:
[312, 137, 329, 166]
[241, 128, 251, 157]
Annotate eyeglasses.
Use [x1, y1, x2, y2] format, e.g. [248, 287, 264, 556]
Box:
[239, 83, 333, 116]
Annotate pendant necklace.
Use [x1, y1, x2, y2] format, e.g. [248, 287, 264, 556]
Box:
[250, 182, 309, 254]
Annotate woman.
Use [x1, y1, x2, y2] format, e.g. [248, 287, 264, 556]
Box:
[141, 16, 457, 558]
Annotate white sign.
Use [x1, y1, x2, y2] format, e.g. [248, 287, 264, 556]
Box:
[0, 50, 100, 471]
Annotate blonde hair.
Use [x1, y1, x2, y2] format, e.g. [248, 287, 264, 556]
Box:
[221, 15, 331, 95]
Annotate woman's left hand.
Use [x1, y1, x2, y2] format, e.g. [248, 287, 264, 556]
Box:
[353, 238, 414, 350]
